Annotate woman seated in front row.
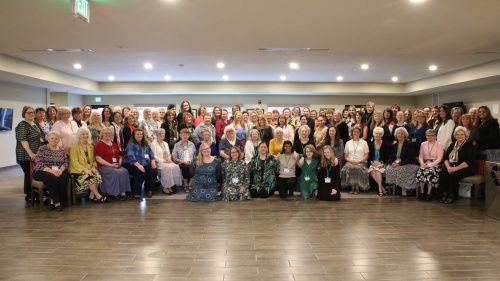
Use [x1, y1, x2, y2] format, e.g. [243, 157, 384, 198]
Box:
[151, 129, 183, 195]
[368, 127, 390, 197]
[221, 146, 251, 201]
[94, 127, 131, 200]
[438, 126, 475, 204]
[122, 128, 157, 199]
[341, 125, 370, 194]
[249, 142, 278, 198]
[416, 129, 443, 201]
[32, 131, 69, 212]
[69, 127, 105, 202]
[172, 128, 197, 192]
[187, 143, 222, 202]
[385, 127, 419, 197]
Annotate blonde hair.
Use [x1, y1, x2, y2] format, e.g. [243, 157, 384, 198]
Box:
[255, 115, 269, 130]
[196, 143, 211, 166]
[74, 127, 92, 144]
[369, 110, 386, 131]
[320, 145, 337, 168]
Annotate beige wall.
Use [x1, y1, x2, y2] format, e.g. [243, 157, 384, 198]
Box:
[416, 83, 500, 119]
[0, 81, 47, 168]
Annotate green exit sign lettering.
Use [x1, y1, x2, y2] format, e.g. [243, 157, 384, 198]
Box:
[71, 0, 90, 23]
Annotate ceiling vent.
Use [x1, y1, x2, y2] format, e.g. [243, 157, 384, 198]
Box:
[259, 48, 330, 52]
[18, 48, 92, 53]
[475, 51, 500, 54]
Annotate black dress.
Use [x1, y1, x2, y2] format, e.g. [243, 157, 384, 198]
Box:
[477, 118, 500, 150]
[317, 164, 341, 201]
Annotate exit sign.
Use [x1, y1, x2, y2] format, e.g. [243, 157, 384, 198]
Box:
[95, 97, 102, 102]
[71, 0, 90, 23]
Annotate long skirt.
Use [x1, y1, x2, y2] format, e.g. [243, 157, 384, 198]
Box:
[340, 162, 370, 190]
[158, 163, 183, 188]
[416, 166, 442, 188]
[72, 172, 103, 194]
[386, 164, 419, 190]
[98, 166, 131, 195]
[221, 185, 251, 201]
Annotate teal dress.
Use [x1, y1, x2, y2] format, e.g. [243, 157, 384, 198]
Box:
[249, 154, 278, 198]
[187, 158, 221, 202]
[299, 157, 319, 198]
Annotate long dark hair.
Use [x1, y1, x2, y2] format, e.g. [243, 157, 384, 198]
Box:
[324, 126, 341, 148]
[130, 128, 148, 147]
[436, 105, 452, 126]
[101, 106, 113, 123]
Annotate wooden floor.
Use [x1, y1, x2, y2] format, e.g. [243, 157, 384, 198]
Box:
[1, 166, 500, 281]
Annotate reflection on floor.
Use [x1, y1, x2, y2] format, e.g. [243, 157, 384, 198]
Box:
[0, 166, 499, 281]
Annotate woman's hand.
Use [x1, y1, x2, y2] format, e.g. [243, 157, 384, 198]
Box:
[420, 163, 428, 168]
[112, 163, 121, 169]
[137, 164, 145, 173]
[164, 157, 172, 163]
[91, 167, 98, 174]
[83, 168, 93, 176]
[151, 161, 157, 169]
[239, 187, 245, 193]
[28, 152, 36, 161]
[391, 163, 400, 168]
[331, 189, 337, 195]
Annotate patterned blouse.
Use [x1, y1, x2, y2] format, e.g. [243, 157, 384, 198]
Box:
[123, 142, 155, 166]
[172, 141, 197, 164]
[33, 145, 68, 172]
[15, 120, 44, 162]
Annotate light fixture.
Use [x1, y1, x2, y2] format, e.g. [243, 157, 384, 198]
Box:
[289, 62, 299, 69]
[428, 65, 438, 71]
[392, 76, 399, 82]
[164, 75, 171, 81]
[361, 64, 369, 70]
[222, 75, 229, 81]
[336, 76, 343, 81]
[409, 0, 427, 3]
[73, 63, 82, 69]
[144, 63, 153, 70]
[108, 75, 115, 81]
[217, 62, 225, 69]
[280, 75, 287, 81]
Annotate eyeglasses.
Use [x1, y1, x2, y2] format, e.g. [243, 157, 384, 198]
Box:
[25, 111, 35, 114]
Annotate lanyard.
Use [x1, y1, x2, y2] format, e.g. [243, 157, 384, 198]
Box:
[52, 150, 58, 166]
[84, 150, 90, 164]
[260, 129, 265, 141]
[427, 142, 435, 159]
[32, 122, 42, 136]
[284, 154, 291, 168]
[396, 145, 402, 159]
[110, 143, 115, 158]
[303, 158, 311, 174]
[326, 164, 331, 178]
[353, 141, 360, 155]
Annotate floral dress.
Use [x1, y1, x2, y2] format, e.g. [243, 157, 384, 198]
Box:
[221, 160, 251, 201]
[187, 158, 222, 202]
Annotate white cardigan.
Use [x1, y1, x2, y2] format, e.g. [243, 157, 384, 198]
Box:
[244, 140, 258, 163]
[435, 119, 455, 151]
[150, 140, 172, 169]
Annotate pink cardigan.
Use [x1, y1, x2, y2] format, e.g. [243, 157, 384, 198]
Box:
[418, 141, 444, 167]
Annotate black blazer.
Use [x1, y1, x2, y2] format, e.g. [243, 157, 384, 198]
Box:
[336, 122, 350, 146]
[388, 140, 418, 165]
[444, 141, 475, 170]
[477, 118, 500, 150]
[368, 141, 390, 164]
[122, 125, 133, 150]
[368, 125, 391, 145]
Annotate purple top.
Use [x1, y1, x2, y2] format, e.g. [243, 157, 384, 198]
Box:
[33, 145, 68, 172]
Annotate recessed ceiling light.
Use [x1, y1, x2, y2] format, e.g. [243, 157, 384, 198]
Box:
[222, 75, 229, 81]
[337, 76, 343, 81]
[73, 63, 82, 69]
[108, 76, 115, 81]
[392, 76, 399, 82]
[164, 75, 171, 81]
[428, 65, 438, 71]
[217, 62, 225, 69]
[280, 75, 287, 81]
[144, 63, 153, 70]
[361, 64, 369, 70]
[289, 62, 299, 69]
[409, 0, 427, 3]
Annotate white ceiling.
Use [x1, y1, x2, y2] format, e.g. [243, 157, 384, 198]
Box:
[1, 0, 500, 92]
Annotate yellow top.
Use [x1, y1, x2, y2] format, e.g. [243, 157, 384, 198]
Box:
[269, 138, 288, 157]
[69, 142, 98, 174]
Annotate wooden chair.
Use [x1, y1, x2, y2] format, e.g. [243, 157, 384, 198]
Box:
[459, 159, 486, 203]
[30, 161, 72, 208]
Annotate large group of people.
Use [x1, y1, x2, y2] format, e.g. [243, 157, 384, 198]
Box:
[14, 101, 500, 211]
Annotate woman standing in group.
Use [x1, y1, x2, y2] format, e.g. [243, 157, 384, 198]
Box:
[368, 127, 390, 196]
[439, 126, 476, 204]
[391, 111, 407, 142]
[51, 106, 79, 153]
[314, 116, 328, 152]
[139, 107, 158, 144]
[291, 106, 301, 128]
[476, 106, 500, 150]
[352, 111, 368, 140]
[161, 109, 178, 152]
[45, 105, 58, 128]
[366, 110, 391, 144]
[151, 129, 183, 195]
[459, 114, 479, 148]
[385, 127, 419, 197]
[276, 114, 294, 143]
[172, 128, 197, 192]
[221, 146, 251, 201]
[295, 115, 314, 141]
[94, 127, 131, 201]
[178, 112, 196, 141]
[111, 112, 124, 152]
[215, 109, 232, 144]
[332, 111, 350, 146]
[71, 107, 87, 128]
[410, 110, 430, 153]
[403, 109, 415, 135]
[122, 106, 131, 118]
[194, 106, 207, 127]
[324, 126, 344, 167]
[298, 144, 319, 198]
[211, 106, 222, 126]
[364, 101, 375, 125]
[69, 127, 105, 202]
[101, 106, 113, 127]
[195, 128, 218, 157]
[15, 106, 44, 202]
[130, 108, 140, 127]
[82, 105, 92, 125]
[122, 115, 136, 149]
[383, 108, 394, 128]
[32, 131, 69, 211]
[249, 142, 278, 198]
[341, 125, 370, 194]
[88, 111, 105, 145]
[248, 111, 259, 128]
[253, 114, 273, 146]
[35, 107, 50, 141]
[232, 112, 248, 146]
[219, 126, 242, 161]
[244, 129, 261, 163]
[276, 141, 299, 198]
[187, 143, 222, 202]
[316, 145, 341, 201]
[176, 100, 193, 126]
[416, 129, 443, 201]
[269, 127, 288, 157]
[122, 128, 157, 199]
[434, 105, 455, 151]
[346, 105, 357, 131]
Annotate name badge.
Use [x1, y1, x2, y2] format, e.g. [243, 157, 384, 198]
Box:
[304, 176, 310, 181]
[112, 157, 118, 163]
[351, 155, 359, 160]
[88, 163, 91, 169]
[395, 159, 401, 164]
[232, 178, 239, 184]
[51, 165, 59, 171]
[325, 177, 331, 183]
[144, 154, 149, 159]
[411, 138, 416, 143]
[173, 137, 177, 142]
[283, 168, 290, 174]
[40, 137, 45, 143]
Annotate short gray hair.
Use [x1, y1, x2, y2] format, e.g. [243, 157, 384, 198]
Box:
[99, 126, 114, 138]
[454, 126, 469, 139]
[75, 127, 92, 144]
[373, 127, 384, 136]
[299, 125, 310, 134]
[394, 127, 409, 138]
[155, 128, 166, 135]
[57, 106, 71, 119]
[425, 129, 436, 136]
[274, 127, 284, 134]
